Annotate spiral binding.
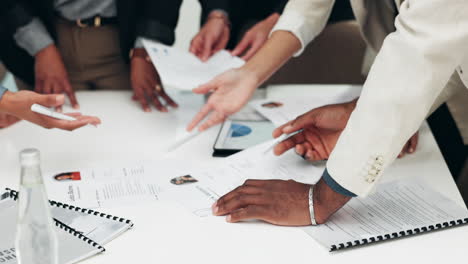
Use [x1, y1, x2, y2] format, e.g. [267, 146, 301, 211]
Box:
[54, 218, 106, 253]
[3, 188, 105, 253]
[329, 217, 468, 252]
[5, 188, 134, 227]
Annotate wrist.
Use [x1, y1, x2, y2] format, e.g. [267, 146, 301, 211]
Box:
[34, 44, 55, 59]
[0, 91, 14, 113]
[238, 67, 262, 90]
[130, 48, 151, 63]
[207, 10, 230, 28]
[313, 178, 352, 224]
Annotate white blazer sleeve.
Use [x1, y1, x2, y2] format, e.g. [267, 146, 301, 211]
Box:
[326, 0, 468, 197]
[271, 0, 335, 56]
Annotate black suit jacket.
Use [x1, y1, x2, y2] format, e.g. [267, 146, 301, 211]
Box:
[0, 0, 228, 86]
[224, 0, 354, 49]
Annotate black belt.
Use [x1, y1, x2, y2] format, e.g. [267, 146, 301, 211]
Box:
[60, 15, 118, 28]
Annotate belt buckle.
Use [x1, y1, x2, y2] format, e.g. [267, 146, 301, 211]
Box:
[76, 19, 88, 28]
[76, 16, 101, 28]
[94, 16, 101, 27]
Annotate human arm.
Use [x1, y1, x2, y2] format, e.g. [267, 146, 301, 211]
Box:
[230, 13, 281, 61]
[187, 0, 335, 131]
[131, 0, 188, 112]
[322, 0, 468, 197]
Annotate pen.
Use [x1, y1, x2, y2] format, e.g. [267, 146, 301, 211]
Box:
[263, 129, 303, 155]
[166, 130, 201, 152]
[31, 104, 77, 121]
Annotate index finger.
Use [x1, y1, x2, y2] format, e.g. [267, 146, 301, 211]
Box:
[187, 103, 213, 131]
[273, 132, 306, 156]
[272, 120, 294, 138]
[231, 36, 251, 57]
[201, 37, 213, 61]
[62, 80, 79, 109]
[198, 111, 225, 131]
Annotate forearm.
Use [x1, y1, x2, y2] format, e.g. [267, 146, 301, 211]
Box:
[313, 177, 352, 224]
[243, 30, 301, 86]
[428, 72, 465, 116]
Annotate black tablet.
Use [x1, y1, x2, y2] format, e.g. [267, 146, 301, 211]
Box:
[213, 120, 275, 157]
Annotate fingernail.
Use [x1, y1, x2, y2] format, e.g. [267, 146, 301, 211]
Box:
[144, 108, 151, 112]
[409, 148, 414, 153]
[74, 104, 80, 110]
[283, 125, 293, 132]
[226, 215, 232, 222]
[56, 95, 64, 101]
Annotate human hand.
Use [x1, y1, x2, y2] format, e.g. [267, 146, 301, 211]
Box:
[130, 48, 178, 112]
[273, 100, 419, 161]
[398, 132, 419, 158]
[190, 11, 230, 61]
[34, 44, 79, 110]
[212, 178, 351, 225]
[212, 179, 312, 226]
[231, 13, 280, 61]
[0, 113, 20, 128]
[187, 68, 259, 131]
[0, 91, 100, 130]
[273, 100, 357, 159]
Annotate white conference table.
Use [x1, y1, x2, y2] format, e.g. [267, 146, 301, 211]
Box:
[0, 89, 467, 264]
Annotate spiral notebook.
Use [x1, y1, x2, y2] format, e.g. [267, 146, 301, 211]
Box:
[302, 180, 468, 251]
[5, 188, 134, 246]
[0, 189, 134, 263]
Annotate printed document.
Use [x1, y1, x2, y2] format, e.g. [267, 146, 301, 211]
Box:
[168, 141, 324, 217]
[303, 180, 468, 250]
[250, 85, 362, 126]
[143, 40, 245, 91]
[44, 159, 195, 209]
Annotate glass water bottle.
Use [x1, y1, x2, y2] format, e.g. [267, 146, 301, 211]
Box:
[15, 149, 58, 264]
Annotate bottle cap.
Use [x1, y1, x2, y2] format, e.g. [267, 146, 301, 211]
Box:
[19, 148, 41, 167]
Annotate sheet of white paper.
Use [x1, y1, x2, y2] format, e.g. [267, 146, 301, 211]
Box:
[302, 180, 468, 251]
[44, 159, 195, 209]
[143, 40, 245, 91]
[168, 141, 324, 217]
[250, 85, 362, 126]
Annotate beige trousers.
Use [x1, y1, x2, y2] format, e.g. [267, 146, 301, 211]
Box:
[17, 19, 131, 91]
[56, 19, 130, 91]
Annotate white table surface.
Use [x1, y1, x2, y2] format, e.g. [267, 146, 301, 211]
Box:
[1, 89, 467, 264]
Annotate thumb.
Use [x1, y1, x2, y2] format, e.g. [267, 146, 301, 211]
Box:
[37, 94, 65, 108]
[193, 81, 218, 94]
[282, 112, 319, 134]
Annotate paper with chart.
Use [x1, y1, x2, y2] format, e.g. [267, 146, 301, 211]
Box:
[168, 140, 324, 217]
[303, 180, 468, 251]
[143, 40, 245, 91]
[250, 85, 362, 126]
[44, 159, 195, 209]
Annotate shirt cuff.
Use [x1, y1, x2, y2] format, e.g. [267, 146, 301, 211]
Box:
[13, 18, 54, 56]
[134, 37, 145, 48]
[0, 86, 8, 101]
[322, 168, 357, 197]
